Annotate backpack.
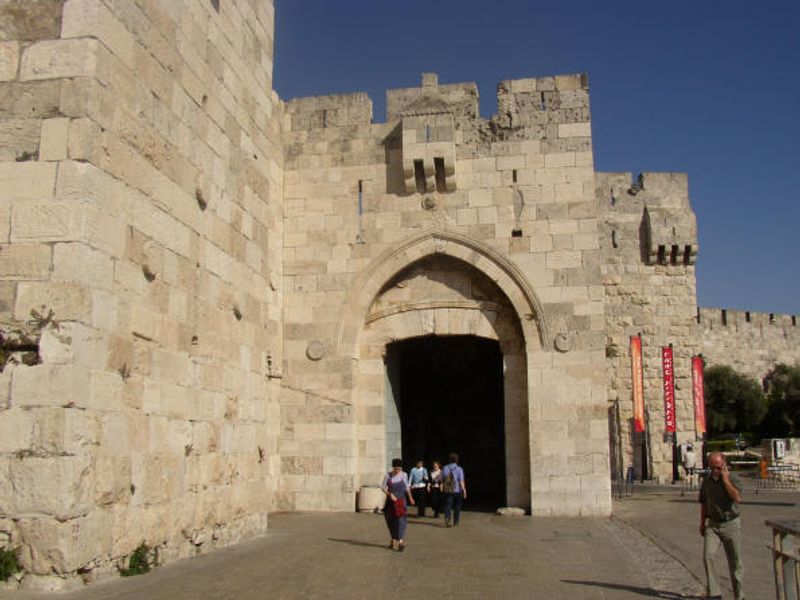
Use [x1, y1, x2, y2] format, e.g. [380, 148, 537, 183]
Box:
[442, 466, 457, 494]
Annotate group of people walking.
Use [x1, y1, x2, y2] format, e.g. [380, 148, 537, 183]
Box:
[380, 452, 467, 552]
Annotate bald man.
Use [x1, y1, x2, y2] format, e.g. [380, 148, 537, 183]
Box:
[699, 451, 745, 600]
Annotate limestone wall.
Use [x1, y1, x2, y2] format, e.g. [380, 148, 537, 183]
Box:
[0, 0, 283, 590]
[698, 308, 800, 381]
[281, 73, 611, 516]
[597, 172, 700, 482]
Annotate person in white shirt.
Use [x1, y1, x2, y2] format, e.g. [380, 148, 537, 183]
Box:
[408, 459, 430, 517]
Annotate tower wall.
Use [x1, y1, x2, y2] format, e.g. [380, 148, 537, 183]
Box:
[597, 172, 700, 481]
[0, 0, 283, 589]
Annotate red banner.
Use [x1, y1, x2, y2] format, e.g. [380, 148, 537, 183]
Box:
[630, 336, 645, 433]
[692, 356, 706, 436]
[661, 347, 676, 433]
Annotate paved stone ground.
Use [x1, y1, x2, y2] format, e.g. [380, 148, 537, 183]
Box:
[613, 479, 797, 600]
[2, 481, 794, 599]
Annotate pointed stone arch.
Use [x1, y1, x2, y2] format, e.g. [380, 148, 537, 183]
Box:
[335, 229, 550, 359]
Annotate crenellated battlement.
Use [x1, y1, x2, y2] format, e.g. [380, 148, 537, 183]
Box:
[285, 92, 373, 131]
[494, 73, 590, 133]
[286, 72, 591, 136]
[698, 307, 799, 329]
[387, 72, 479, 120]
[698, 307, 800, 382]
[597, 171, 698, 265]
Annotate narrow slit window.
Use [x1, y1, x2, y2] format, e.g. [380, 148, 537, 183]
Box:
[611, 230, 618, 249]
[669, 245, 679, 265]
[792, 316, 796, 326]
[512, 169, 518, 183]
[414, 160, 426, 194]
[745, 311, 751, 323]
[769, 313, 775, 324]
[434, 157, 446, 192]
[425, 124, 432, 142]
[721, 309, 727, 326]
[683, 245, 692, 265]
[322, 109, 328, 128]
[540, 92, 546, 110]
[657, 245, 666, 264]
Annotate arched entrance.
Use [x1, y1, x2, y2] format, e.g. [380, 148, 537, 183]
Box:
[356, 252, 532, 509]
[386, 335, 506, 510]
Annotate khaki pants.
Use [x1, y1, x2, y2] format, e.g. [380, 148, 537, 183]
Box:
[703, 517, 744, 600]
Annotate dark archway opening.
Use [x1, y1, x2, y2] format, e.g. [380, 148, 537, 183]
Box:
[386, 335, 506, 511]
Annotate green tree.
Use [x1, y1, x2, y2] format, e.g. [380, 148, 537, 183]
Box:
[760, 363, 800, 437]
[703, 365, 767, 438]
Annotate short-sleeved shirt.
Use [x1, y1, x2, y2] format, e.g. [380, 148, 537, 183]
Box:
[442, 463, 465, 494]
[699, 472, 743, 522]
[409, 467, 429, 488]
[381, 471, 410, 498]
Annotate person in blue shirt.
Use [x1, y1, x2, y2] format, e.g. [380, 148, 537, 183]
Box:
[408, 459, 430, 517]
[442, 452, 467, 527]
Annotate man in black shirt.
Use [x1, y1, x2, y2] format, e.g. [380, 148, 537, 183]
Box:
[699, 451, 745, 600]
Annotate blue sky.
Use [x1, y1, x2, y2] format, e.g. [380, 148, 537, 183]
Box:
[273, 1, 800, 315]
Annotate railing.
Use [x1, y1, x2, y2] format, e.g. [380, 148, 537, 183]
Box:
[766, 519, 800, 600]
[680, 467, 708, 496]
[757, 464, 800, 494]
[612, 466, 635, 498]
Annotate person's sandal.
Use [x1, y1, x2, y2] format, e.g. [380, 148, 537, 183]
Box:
[397, 540, 405, 552]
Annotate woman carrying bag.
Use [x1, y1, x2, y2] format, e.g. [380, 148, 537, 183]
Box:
[381, 458, 415, 551]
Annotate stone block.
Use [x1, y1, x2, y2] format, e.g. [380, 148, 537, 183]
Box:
[52, 243, 113, 288]
[0, 42, 19, 81]
[94, 455, 131, 506]
[0, 243, 52, 279]
[11, 201, 81, 241]
[468, 188, 493, 207]
[20, 39, 98, 81]
[496, 155, 526, 171]
[131, 453, 183, 506]
[62, 0, 135, 69]
[9, 454, 93, 519]
[17, 510, 113, 575]
[0, 204, 8, 243]
[89, 369, 124, 412]
[546, 250, 582, 269]
[543, 152, 575, 169]
[0, 118, 40, 161]
[11, 364, 91, 408]
[0, 0, 64, 42]
[558, 123, 591, 138]
[0, 80, 61, 119]
[38, 117, 69, 161]
[0, 407, 34, 452]
[29, 407, 99, 455]
[0, 162, 57, 200]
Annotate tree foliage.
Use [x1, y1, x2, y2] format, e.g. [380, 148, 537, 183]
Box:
[760, 363, 800, 438]
[704, 365, 767, 438]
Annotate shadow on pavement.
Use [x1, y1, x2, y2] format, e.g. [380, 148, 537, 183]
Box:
[667, 498, 795, 507]
[407, 518, 446, 528]
[740, 500, 796, 507]
[326, 538, 389, 550]
[562, 580, 705, 599]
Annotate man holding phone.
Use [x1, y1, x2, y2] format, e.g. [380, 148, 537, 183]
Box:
[699, 451, 745, 600]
